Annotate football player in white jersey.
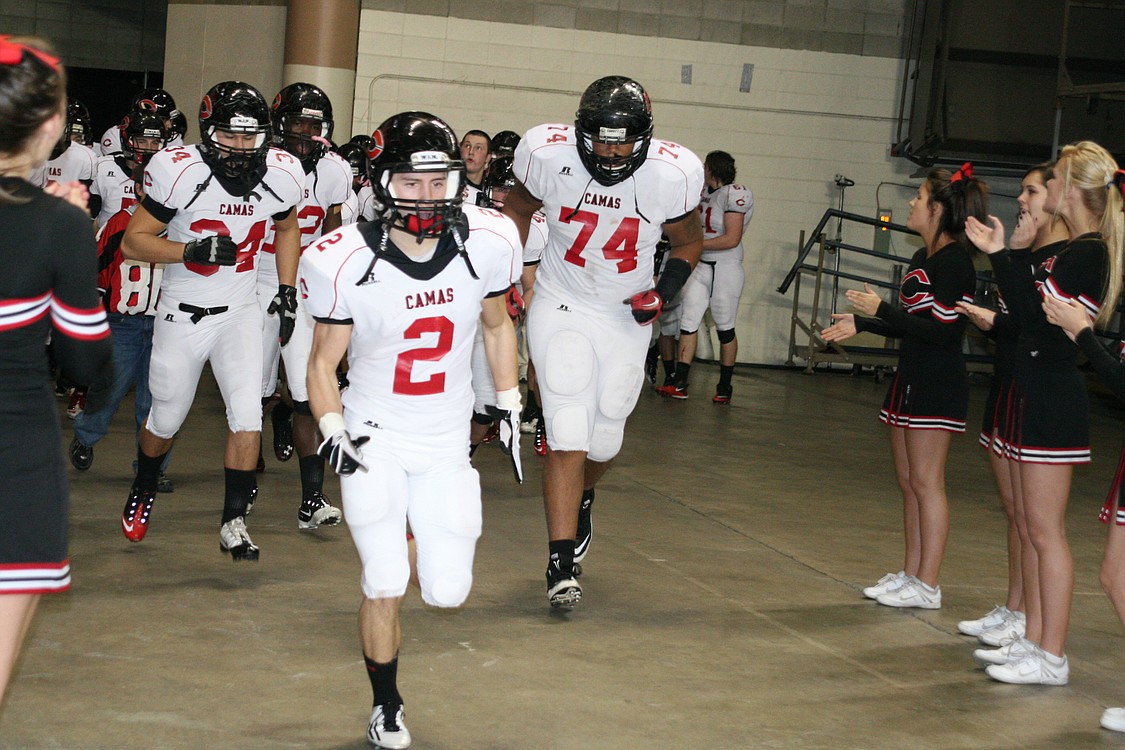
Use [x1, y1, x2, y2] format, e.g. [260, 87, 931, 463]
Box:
[258, 83, 351, 530]
[30, 101, 96, 190]
[335, 142, 368, 225]
[97, 88, 185, 157]
[503, 76, 704, 608]
[89, 109, 168, 227]
[120, 81, 305, 559]
[304, 112, 520, 749]
[657, 150, 753, 403]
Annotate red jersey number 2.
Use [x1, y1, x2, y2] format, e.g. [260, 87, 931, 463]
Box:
[559, 209, 640, 273]
[393, 316, 454, 396]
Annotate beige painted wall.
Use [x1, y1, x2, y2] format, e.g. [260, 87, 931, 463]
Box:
[164, 3, 287, 144]
[354, 9, 923, 365]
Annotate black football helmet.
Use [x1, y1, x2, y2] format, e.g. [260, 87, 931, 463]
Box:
[271, 82, 333, 172]
[479, 155, 515, 209]
[198, 81, 272, 188]
[67, 99, 92, 146]
[119, 109, 168, 167]
[132, 88, 178, 121]
[491, 130, 520, 157]
[367, 111, 465, 240]
[350, 134, 375, 152]
[574, 75, 653, 186]
[335, 142, 368, 188]
[169, 109, 187, 141]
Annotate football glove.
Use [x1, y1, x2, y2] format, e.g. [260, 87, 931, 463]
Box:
[182, 235, 237, 266]
[317, 413, 369, 476]
[267, 284, 298, 346]
[625, 289, 662, 325]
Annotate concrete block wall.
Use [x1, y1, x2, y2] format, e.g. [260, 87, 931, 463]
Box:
[354, 8, 920, 365]
[0, 0, 166, 71]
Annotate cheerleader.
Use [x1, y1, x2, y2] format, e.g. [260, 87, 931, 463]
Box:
[0, 36, 111, 704]
[955, 164, 1069, 648]
[821, 164, 986, 610]
[965, 141, 1123, 686]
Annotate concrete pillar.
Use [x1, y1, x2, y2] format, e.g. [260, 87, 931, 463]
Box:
[282, 0, 360, 142]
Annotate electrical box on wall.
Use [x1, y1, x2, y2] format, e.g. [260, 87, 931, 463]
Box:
[874, 209, 893, 254]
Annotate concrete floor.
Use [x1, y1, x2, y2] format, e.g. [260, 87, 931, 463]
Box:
[5, 364, 1125, 749]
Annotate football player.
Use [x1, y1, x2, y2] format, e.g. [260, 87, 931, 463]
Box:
[459, 129, 490, 205]
[258, 82, 352, 530]
[29, 98, 95, 190]
[304, 112, 520, 749]
[67, 99, 94, 146]
[656, 150, 753, 402]
[120, 81, 305, 559]
[491, 129, 520, 158]
[97, 87, 185, 156]
[502, 75, 704, 608]
[89, 109, 168, 227]
[335, 141, 368, 225]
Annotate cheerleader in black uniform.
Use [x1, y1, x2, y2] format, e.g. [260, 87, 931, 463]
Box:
[822, 165, 986, 610]
[1043, 190, 1125, 727]
[955, 164, 1069, 648]
[0, 37, 111, 705]
[965, 141, 1123, 686]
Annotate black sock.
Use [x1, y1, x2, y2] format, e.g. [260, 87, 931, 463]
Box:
[662, 359, 676, 378]
[525, 389, 539, 412]
[365, 654, 402, 706]
[676, 362, 691, 386]
[549, 539, 575, 575]
[719, 365, 734, 388]
[298, 454, 324, 500]
[271, 399, 293, 426]
[222, 468, 257, 524]
[135, 447, 168, 494]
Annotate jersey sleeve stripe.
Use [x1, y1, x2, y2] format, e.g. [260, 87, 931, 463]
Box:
[50, 297, 110, 340]
[0, 293, 51, 331]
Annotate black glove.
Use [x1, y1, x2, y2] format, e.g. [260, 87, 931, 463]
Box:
[485, 404, 523, 484]
[625, 289, 663, 325]
[267, 284, 298, 346]
[317, 428, 370, 476]
[183, 235, 237, 266]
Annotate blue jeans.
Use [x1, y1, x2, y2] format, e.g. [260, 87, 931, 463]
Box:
[74, 313, 155, 448]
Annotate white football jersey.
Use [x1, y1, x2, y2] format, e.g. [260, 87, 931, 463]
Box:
[524, 209, 548, 266]
[97, 124, 183, 157]
[301, 203, 520, 435]
[513, 123, 703, 318]
[258, 151, 352, 286]
[34, 141, 97, 188]
[90, 155, 138, 227]
[699, 183, 753, 263]
[340, 189, 360, 226]
[357, 184, 376, 222]
[143, 144, 305, 308]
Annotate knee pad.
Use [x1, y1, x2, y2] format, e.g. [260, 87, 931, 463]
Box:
[472, 411, 494, 426]
[542, 330, 594, 396]
[598, 363, 645, 421]
[292, 399, 312, 417]
[548, 404, 590, 451]
[360, 554, 411, 600]
[679, 328, 698, 337]
[588, 423, 624, 462]
[421, 570, 473, 608]
[717, 328, 736, 345]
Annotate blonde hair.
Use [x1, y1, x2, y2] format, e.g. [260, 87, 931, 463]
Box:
[1057, 140, 1124, 327]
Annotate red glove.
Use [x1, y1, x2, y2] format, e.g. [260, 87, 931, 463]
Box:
[625, 289, 663, 325]
[505, 285, 525, 320]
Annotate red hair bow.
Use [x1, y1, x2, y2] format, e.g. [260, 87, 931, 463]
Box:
[950, 161, 973, 183]
[0, 36, 60, 71]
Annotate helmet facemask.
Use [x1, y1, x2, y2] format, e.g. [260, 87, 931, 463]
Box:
[201, 121, 269, 185]
[280, 112, 331, 173]
[575, 125, 651, 187]
[374, 152, 465, 242]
